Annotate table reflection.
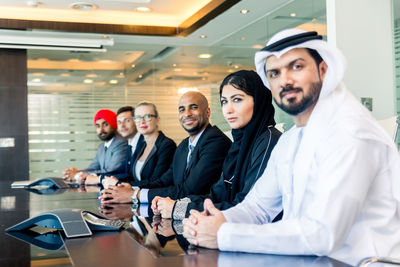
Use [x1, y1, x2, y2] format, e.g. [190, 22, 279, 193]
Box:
[1, 182, 354, 267]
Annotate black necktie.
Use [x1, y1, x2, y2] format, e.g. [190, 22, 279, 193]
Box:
[185, 145, 193, 170]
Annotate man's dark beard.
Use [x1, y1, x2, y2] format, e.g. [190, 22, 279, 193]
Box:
[182, 119, 206, 136]
[274, 82, 322, 116]
[98, 130, 115, 141]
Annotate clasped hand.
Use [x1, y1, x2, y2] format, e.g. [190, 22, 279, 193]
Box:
[151, 196, 175, 218]
[182, 199, 226, 249]
[99, 183, 134, 203]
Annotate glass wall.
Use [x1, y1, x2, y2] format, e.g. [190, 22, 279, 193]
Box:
[27, 0, 328, 179]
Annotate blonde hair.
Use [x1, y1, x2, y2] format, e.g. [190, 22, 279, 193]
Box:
[135, 101, 159, 118]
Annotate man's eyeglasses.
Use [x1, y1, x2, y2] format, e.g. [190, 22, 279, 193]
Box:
[134, 114, 157, 122]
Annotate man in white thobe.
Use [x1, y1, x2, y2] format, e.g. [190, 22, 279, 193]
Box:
[183, 29, 400, 265]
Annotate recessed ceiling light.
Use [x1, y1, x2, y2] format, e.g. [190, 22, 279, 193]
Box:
[70, 2, 98, 11]
[227, 69, 235, 73]
[135, 6, 152, 12]
[27, 1, 41, 8]
[240, 9, 249, 14]
[60, 73, 71, 77]
[131, 64, 136, 68]
[198, 53, 212, 59]
[86, 74, 97, 78]
[83, 79, 93, 84]
[200, 34, 207, 39]
[172, 63, 177, 67]
[290, 13, 296, 17]
[252, 44, 264, 49]
[32, 78, 41, 82]
[98, 59, 113, 64]
[234, 65, 240, 69]
[138, 74, 143, 78]
[109, 80, 118, 84]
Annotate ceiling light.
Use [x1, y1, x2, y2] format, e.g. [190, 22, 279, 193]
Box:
[31, 72, 44, 76]
[252, 44, 264, 49]
[60, 73, 71, 77]
[98, 59, 113, 64]
[109, 80, 118, 84]
[83, 79, 93, 84]
[86, 73, 97, 78]
[0, 29, 113, 52]
[290, 13, 296, 17]
[135, 6, 151, 12]
[32, 78, 41, 82]
[70, 2, 98, 11]
[240, 9, 249, 14]
[178, 87, 199, 95]
[131, 64, 136, 68]
[200, 34, 207, 39]
[138, 74, 143, 78]
[234, 65, 240, 69]
[68, 59, 81, 62]
[172, 64, 177, 67]
[27, 1, 41, 8]
[198, 53, 212, 59]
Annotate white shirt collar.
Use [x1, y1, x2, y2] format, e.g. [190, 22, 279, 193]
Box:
[188, 128, 206, 149]
[104, 137, 114, 148]
[128, 132, 140, 147]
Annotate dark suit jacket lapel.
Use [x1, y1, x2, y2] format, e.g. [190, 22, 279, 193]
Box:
[103, 137, 118, 168]
[184, 124, 211, 178]
[177, 138, 189, 182]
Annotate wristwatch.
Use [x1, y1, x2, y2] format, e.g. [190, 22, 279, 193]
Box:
[131, 189, 139, 204]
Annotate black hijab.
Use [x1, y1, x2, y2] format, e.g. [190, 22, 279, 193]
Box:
[219, 70, 275, 198]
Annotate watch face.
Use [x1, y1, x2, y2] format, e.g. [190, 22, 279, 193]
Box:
[131, 190, 139, 204]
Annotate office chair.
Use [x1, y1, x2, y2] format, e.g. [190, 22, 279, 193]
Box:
[358, 257, 400, 266]
[357, 116, 400, 266]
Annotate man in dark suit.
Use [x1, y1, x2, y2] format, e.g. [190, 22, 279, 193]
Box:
[100, 92, 231, 205]
[101, 106, 145, 186]
[62, 109, 128, 184]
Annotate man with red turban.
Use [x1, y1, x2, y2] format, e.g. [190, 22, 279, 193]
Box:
[62, 109, 128, 184]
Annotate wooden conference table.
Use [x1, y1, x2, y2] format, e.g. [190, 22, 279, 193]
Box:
[0, 181, 353, 267]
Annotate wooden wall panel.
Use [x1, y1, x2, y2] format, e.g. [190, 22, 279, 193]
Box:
[0, 49, 29, 181]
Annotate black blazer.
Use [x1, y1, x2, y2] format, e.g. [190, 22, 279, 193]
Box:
[132, 124, 232, 202]
[131, 131, 176, 183]
[181, 126, 282, 217]
[99, 135, 145, 183]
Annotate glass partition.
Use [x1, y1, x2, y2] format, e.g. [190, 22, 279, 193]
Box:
[27, 0, 328, 179]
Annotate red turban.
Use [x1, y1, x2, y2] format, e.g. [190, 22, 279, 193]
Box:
[93, 109, 117, 130]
